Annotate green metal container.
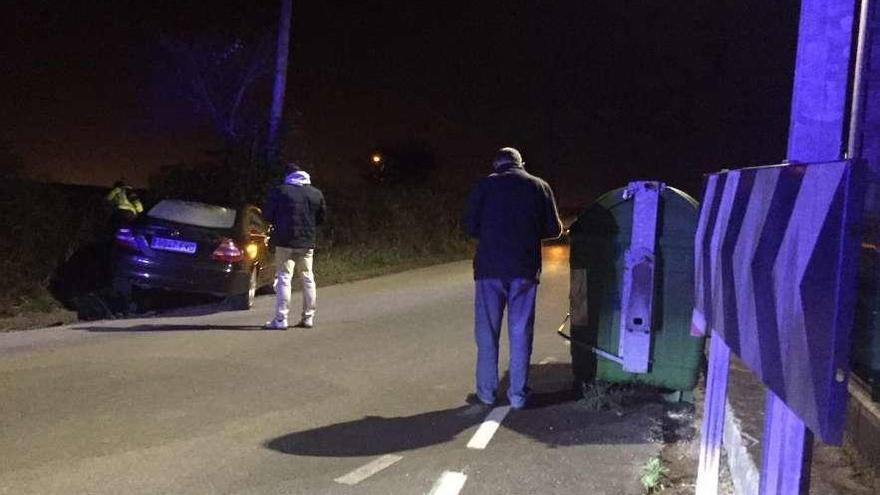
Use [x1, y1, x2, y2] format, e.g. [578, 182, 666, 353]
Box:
[568, 185, 704, 391]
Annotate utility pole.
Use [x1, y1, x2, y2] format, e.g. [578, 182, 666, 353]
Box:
[267, 0, 292, 164]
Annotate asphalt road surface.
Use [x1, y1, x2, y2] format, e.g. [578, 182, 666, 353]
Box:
[0, 246, 664, 495]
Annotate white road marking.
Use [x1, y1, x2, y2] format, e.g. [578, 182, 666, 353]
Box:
[466, 406, 511, 450]
[539, 356, 556, 365]
[428, 471, 467, 495]
[333, 454, 403, 485]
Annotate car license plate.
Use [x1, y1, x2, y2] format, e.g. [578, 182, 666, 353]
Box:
[150, 237, 197, 254]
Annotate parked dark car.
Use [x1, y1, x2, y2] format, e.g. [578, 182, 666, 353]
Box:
[112, 199, 275, 310]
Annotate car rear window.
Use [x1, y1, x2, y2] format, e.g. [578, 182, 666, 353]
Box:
[147, 200, 237, 229]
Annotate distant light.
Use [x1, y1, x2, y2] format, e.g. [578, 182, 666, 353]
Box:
[371, 153, 383, 166]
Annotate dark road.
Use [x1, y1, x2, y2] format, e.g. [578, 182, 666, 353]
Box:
[1, 247, 666, 494]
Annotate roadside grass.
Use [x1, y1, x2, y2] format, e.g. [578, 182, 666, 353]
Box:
[318, 244, 471, 287]
[312, 181, 473, 287]
[640, 456, 671, 494]
[0, 179, 473, 326]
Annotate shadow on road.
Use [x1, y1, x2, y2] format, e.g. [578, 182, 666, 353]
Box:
[266, 405, 485, 457]
[266, 363, 677, 457]
[74, 324, 269, 332]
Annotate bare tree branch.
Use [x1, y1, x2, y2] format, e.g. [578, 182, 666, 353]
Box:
[267, 0, 293, 163]
[228, 35, 272, 141]
[159, 34, 273, 146]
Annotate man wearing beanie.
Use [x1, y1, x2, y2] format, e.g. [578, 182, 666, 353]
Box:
[263, 163, 327, 330]
[463, 147, 563, 409]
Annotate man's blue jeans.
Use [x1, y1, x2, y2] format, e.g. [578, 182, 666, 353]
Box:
[474, 277, 538, 408]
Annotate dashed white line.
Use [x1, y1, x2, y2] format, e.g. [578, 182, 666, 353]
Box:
[333, 454, 403, 485]
[428, 471, 467, 495]
[466, 405, 511, 450]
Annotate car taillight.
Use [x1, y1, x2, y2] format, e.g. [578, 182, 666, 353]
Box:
[114, 228, 139, 251]
[211, 238, 243, 262]
[244, 242, 259, 260]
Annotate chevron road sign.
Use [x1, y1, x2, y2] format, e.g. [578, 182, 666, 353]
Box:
[692, 160, 864, 443]
[693, 160, 865, 495]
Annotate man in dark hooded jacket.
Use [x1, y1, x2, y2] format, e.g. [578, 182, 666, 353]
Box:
[263, 163, 327, 329]
[463, 147, 563, 409]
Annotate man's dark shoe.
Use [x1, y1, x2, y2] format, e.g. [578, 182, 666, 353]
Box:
[466, 393, 495, 407]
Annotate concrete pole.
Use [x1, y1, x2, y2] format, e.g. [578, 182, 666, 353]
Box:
[267, 0, 293, 164]
[762, 1, 860, 493]
[785, 0, 857, 164]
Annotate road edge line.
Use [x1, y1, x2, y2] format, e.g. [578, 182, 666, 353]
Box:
[333, 454, 403, 485]
[466, 405, 511, 450]
[428, 471, 467, 495]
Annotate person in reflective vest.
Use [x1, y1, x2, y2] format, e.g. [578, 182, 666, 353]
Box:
[104, 180, 143, 225]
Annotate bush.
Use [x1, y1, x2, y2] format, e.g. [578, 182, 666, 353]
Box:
[148, 151, 283, 207]
[321, 182, 470, 248]
[148, 151, 472, 262]
[0, 181, 108, 315]
[313, 182, 473, 285]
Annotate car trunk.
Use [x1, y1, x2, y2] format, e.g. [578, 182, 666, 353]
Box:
[131, 218, 236, 264]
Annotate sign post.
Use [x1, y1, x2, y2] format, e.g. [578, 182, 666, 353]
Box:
[760, 392, 813, 494]
[695, 334, 730, 494]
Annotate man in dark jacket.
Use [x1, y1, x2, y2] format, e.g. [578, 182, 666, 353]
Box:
[463, 147, 562, 408]
[263, 163, 327, 329]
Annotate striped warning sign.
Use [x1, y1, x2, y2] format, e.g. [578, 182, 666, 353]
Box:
[692, 160, 864, 443]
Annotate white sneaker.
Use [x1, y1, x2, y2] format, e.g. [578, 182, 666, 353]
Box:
[263, 318, 288, 330]
[294, 317, 314, 329]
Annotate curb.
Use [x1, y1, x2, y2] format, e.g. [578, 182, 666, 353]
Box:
[723, 399, 759, 495]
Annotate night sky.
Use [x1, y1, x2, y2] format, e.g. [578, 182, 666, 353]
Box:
[2, 1, 800, 206]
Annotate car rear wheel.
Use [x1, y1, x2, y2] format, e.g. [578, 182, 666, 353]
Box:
[229, 268, 257, 310]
